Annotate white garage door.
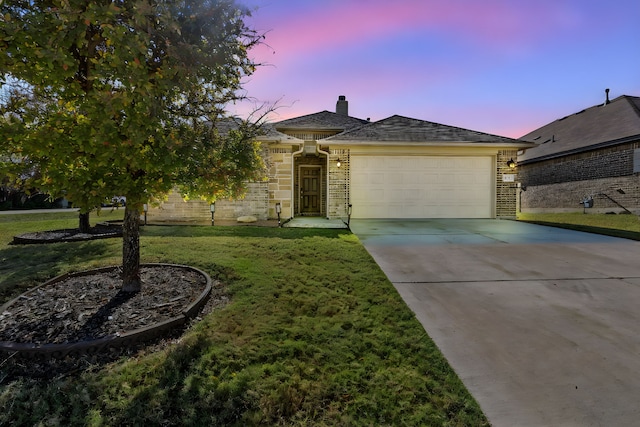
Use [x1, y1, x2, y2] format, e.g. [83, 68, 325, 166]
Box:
[350, 156, 493, 218]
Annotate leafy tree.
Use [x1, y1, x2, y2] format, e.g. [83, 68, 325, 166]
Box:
[1, 81, 91, 227]
[0, 0, 265, 292]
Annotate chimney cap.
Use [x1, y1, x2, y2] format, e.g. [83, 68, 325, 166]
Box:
[338, 95, 346, 101]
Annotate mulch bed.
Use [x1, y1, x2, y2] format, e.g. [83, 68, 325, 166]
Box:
[0, 265, 208, 344]
[12, 224, 122, 244]
[0, 265, 228, 379]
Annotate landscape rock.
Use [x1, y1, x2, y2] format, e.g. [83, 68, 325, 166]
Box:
[237, 215, 258, 223]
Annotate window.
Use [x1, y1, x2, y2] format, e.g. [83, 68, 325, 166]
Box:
[634, 148, 640, 174]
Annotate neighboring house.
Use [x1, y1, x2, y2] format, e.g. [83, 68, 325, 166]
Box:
[148, 96, 533, 222]
[518, 92, 640, 213]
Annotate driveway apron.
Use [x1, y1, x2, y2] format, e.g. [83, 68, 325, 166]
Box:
[351, 219, 640, 427]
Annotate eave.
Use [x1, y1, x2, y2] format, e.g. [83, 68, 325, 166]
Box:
[518, 133, 640, 165]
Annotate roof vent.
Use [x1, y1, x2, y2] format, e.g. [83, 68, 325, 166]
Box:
[605, 88, 611, 105]
[336, 95, 348, 116]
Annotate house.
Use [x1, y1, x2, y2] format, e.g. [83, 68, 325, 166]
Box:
[518, 91, 640, 213]
[147, 96, 533, 223]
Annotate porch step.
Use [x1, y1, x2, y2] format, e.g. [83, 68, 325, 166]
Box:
[283, 217, 348, 229]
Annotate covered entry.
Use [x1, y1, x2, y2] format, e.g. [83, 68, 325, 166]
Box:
[350, 155, 494, 218]
[294, 153, 327, 217]
[299, 166, 322, 215]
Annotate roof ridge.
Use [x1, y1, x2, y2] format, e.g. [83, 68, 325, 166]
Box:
[326, 114, 520, 143]
[539, 94, 639, 126]
[381, 114, 517, 140]
[273, 110, 367, 125]
[621, 95, 640, 119]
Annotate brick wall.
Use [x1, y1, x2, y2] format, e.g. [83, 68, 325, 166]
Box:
[519, 141, 640, 212]
[520, 176, 640, 213]
[520, 142, 639, 186]
[328, 148, 350, 218]
[496, 149, 519, 218]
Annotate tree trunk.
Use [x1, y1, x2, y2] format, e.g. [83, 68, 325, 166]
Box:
[122, 204, 141, 293]
[78, 212, 91, 233]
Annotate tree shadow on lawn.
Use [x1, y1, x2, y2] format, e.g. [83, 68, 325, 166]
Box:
[0, 240, 117, 304]
[140, 224, 351, 240]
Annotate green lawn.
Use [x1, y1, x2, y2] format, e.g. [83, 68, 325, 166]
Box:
[0, 212, 487, 426]
[517, 212, 640, 240]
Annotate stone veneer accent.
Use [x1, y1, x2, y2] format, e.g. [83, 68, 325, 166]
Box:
[214, 182, 269, 220]
[267, 145, 294, 219]
[147, 183, 271, 223]
[145, 191, 211, 223]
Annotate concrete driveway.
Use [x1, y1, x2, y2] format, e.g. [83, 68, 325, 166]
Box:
[350, 219, 640, 427]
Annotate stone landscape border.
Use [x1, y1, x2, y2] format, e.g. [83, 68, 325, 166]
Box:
[0, 263, 212, 360]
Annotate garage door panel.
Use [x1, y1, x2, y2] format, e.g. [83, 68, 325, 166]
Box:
[350, 156, 493, 219]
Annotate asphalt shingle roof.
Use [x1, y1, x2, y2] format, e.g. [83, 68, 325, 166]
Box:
[519, 95, 640, 163]
[274, 111, 369, 131]
[257, 122, 293, 140]
[325, 115, 523, 144]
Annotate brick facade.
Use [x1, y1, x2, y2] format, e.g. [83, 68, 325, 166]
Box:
[148, 146, 521, 222]
[519, 141, 640, 213]
[496, 149, 519, 218]
[328, 148, 350, 218]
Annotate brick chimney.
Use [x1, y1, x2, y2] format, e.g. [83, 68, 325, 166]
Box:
[336, 95, 348, 116]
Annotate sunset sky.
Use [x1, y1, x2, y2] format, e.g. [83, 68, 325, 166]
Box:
[233, 0, 640, 138]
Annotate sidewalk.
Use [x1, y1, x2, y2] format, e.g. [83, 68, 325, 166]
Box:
[0, 208, 80, 215]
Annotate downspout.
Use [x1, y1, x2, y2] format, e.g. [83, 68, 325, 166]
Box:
[291, 143, 304, 219]
[317, 145, 330, 219]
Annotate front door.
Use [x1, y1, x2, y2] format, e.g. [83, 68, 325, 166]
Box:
[300, 166, 321, 215]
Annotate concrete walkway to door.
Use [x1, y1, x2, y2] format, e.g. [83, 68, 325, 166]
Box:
[350, 219, 640, 427]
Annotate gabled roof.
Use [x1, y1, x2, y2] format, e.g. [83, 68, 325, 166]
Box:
[257, 122, 299, 142]
[274, 110, 369, 131]
[212, 117, 301, 144]
[519, 95, 640, 163]
[325, 115, 526, 145]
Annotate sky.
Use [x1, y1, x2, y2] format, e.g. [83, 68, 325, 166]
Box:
[231, 0, 640, 138]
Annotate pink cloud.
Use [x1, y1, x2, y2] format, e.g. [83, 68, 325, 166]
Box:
[249, 0, 583, 65]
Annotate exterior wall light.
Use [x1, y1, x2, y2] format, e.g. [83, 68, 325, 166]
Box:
[276, 202, 282, 226]
[210, 202, 215, 226]
[507, 158, 516, 169]
[336, 158, 342, 168]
